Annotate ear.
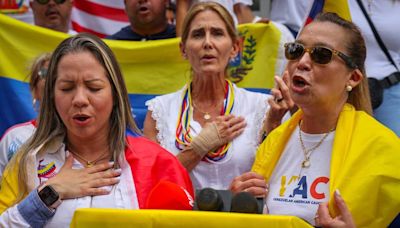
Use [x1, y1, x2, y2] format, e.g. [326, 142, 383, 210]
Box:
[347, 69, 363, 88]
[179, 42, 187, 59]
[230, 39, 240, 59]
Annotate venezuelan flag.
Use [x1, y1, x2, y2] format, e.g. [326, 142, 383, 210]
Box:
[0, 14, 287, 134]
[306, 0, 352, 26]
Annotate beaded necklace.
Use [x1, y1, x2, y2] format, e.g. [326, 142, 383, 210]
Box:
[175, 80, 234, 162]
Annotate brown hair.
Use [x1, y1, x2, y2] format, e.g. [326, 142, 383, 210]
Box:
[314, 12, 372, 115]
[180, 1, 238, 45]
[27, 53, 51, 94]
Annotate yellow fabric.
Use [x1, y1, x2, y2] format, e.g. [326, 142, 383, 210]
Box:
[252, 103, 400, 228]
[0, 14, 283, 93]
[71, 209, 312, 228]
[323, 0, 352, 21]
[0, 159, 20, 213]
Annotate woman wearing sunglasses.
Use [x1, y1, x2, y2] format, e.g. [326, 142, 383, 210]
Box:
[230, 12, 400, 228]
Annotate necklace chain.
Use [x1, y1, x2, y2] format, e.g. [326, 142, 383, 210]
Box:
[68, 149, 110, 168]
[298, 121, 333, 168]
[192, 101, 221, 121]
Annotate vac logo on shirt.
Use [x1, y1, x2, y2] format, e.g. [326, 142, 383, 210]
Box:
[273, 175, 329, 205]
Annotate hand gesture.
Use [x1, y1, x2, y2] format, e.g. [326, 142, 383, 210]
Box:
[191, 114, 246, 157]
[44, 154, 121, 200]
[264, 72, 296, 135]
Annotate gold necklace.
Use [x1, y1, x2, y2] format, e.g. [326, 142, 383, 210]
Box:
[298, 121, 333, 168]
[192, 101, 220, 121]
[68, 150, 110, 168]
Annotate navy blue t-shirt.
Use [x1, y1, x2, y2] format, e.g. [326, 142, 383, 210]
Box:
[106, 24, 176, 41]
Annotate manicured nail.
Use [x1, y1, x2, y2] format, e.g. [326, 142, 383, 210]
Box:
[335, 189, 341, 196]
[114, 168, 122, 174]
[108, 161, 115, 166]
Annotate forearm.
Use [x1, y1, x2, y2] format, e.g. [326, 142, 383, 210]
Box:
[176, 148, 202, 172]
[0, 189, 55, 228]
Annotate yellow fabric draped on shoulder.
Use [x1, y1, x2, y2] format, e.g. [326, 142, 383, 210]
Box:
[252, 103, 400, 228]
[0, 159, 21, 213]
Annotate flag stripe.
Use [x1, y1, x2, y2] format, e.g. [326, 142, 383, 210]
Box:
[71, 21, 107, 38]
[73, 0, 128, 22]
[306, 0, 325, 25]
[71, 8, 129, 36]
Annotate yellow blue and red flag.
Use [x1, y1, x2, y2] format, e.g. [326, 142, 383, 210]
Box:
[305, 0, 351, 26]
[0, 14, 288, 135]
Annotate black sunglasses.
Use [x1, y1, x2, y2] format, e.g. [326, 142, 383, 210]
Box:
[35, 0, 66, 5]
[284, 42, 357, 69]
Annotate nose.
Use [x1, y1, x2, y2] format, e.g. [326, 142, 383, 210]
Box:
[296, 51, 312, 71]
[72, 87, 89, 108]
[203, 32, 212, 49]
[47, 0, 56, 6]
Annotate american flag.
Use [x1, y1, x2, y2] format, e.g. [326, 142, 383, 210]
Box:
[71, 0, 129, 38]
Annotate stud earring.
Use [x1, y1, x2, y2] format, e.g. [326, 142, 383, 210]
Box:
[346, 85, 353, 92]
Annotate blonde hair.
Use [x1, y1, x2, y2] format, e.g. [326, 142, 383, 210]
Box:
[9, 33, 140, 202]
[180, 2, 238, 45]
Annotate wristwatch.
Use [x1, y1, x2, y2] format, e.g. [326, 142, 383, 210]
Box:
[38, 185, 62, 209]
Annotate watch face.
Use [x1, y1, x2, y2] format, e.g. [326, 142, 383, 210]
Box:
[38, 185, 60, 207]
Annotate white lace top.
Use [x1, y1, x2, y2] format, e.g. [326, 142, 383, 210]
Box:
[146, 84, 270, 190]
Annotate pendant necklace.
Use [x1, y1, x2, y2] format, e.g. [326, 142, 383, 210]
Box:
[298, 120, 333, 168]
[68, 149, 110, 168]
[192, 101, 220, 121]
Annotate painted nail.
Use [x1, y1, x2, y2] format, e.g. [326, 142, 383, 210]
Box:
[335, 189, 341, 196]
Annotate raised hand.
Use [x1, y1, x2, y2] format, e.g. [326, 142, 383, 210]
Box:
[264, 72, 296, 135]
[44, 154, 121, 200]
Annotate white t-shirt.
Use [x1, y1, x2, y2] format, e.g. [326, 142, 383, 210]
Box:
[146, 83, 270, 190]
[349, 0, 400, 79]
[266, 125, 335, 226]
[0, 121, 36, 180]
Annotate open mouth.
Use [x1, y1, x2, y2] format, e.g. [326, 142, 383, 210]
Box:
[138, 5, 149, 13]
[73, 115, 90, 123]
[292, 75, 309, 88]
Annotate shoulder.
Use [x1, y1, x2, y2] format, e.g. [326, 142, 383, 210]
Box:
[234, 85, 271, 108]
[1, 121, 36, 141]
[146, 88, 184, 108]
[106, 26, 138, 40]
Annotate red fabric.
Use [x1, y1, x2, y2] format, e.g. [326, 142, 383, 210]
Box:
[124, 136, 194, 209]
[144, 180, 194, 210]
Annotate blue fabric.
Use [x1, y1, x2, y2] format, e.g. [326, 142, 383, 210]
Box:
[373, 82, 400, 136]
[106, 24, 176, 41]
[17, 189, 55, 228]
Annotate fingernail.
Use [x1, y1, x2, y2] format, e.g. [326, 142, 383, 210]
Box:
[108, 161, 115, 166]
[335, 189, 341, 196]
[114, 168, 122, 174]
[114, 176, 121, 182]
